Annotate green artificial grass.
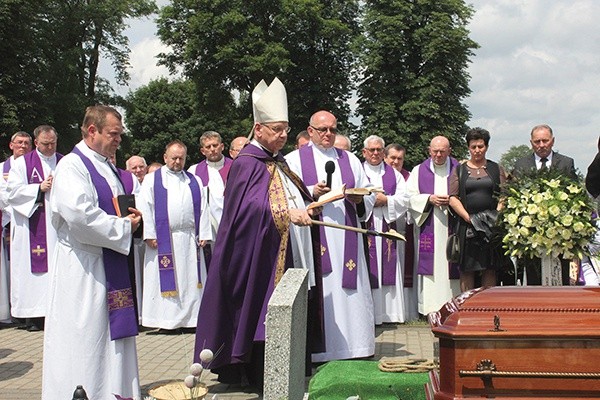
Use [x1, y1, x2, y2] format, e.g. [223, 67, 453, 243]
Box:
[308, 360, 429, 400]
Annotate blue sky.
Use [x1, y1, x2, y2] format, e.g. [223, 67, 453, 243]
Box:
[102, 0, 600, 173]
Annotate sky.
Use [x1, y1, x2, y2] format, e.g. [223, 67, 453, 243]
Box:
[103, 0, 600, 173]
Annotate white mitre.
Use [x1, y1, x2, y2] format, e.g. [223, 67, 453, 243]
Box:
[252, 77, 288, 123]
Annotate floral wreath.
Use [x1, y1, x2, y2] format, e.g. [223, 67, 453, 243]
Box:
[498, 168, 597, 260]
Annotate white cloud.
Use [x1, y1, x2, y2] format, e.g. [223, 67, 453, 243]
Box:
[126, 37, 174, 90]
[466, 0, 600, 172]
[111, 0, 600, 173]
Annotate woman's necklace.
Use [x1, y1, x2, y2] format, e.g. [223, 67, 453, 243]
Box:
[468, 161, 485, 175]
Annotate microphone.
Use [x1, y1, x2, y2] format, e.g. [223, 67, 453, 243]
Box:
[325, 161, 335, 188]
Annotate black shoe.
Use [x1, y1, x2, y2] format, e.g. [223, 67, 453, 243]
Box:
[26, 325, 41, 332]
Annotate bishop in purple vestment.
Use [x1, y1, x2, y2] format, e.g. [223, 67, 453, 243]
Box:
[194, 78, 322, 388]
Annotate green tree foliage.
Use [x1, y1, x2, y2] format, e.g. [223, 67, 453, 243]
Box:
[499, 144, 531, 172]
[123, 78, 232, 167]
[0, 0, 156, 156]
[156, 0, 360, 145]
[356, 0, 478, 168]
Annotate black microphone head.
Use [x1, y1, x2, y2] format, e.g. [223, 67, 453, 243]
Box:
[325, 161, 336, 174]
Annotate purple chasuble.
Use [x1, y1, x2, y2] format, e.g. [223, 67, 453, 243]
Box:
[194, 158, 233, 185]
[71, 147, 138, 340]
[24, 151, 63, 273]
[153, 170, 202, 296]
[417, 157, 459, 279]
[366, 163, 397, 288]
[299, 145, 359, 289]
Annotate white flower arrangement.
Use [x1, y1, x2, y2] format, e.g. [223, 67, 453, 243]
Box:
[499, 169, 596, 259]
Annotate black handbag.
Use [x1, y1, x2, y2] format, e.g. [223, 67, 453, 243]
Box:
[446, 163, 464, 264]
[446, 233, 460, 263]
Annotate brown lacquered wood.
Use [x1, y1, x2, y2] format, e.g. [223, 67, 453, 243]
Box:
[427, 286, 600, 399]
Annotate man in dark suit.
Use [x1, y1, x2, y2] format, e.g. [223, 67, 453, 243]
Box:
[513, 124, 577, 285]
[585, 138, 600, 198]
[513, 124, 577, 180]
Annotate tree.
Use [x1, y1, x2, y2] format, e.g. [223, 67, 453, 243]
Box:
[123, 78, 234, 166]
[0, 0, 157, 155]
[156, 0, 360, 143]
[356, 0, 478, 168]
[499, 144, 531, 172]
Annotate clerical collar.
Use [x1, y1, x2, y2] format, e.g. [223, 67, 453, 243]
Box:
[82, 141, 111, 163]
[311, 143, 339, 158]
[250, 139, 277, 157]
[365, 162, 384, 173]
[36, 148, 55, 161]
[207, 157, 225, 168]
[165, 167, 184, 176]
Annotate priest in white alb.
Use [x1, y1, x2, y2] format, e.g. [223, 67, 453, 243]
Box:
[286, 110, 376, 363]
[406, 136, 461, 316]
[188, 130, 232, 241]
[361, 135, 410, 324]
[138, 140, 212, 330]
[7, 125, 62, 331]
[42, 105, 142, 400]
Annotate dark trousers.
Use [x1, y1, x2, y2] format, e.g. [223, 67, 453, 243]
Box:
[517, 257, 571, 286]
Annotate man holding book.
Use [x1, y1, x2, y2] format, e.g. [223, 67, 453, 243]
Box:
[42, 105, 142, 399]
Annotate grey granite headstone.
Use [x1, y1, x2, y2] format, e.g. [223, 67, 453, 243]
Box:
[264, 268, 309, 400]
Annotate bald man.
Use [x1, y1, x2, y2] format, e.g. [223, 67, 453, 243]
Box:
[229, 136, 249, 159]
[406, 136, 460, 315]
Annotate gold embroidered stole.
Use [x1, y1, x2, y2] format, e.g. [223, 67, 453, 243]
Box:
[266, 161, 291, 286]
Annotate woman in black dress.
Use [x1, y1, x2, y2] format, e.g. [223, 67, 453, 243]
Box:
[449, 128, 506, 292]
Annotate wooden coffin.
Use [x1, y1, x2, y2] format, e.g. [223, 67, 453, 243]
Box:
[426, 286, 600, 399]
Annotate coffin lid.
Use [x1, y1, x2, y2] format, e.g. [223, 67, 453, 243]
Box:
[428, 286, 600, 339]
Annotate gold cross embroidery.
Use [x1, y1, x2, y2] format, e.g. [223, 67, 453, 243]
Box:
[321, 244, 327, 256]
[346, 259, 356, 271]
[32, 245, 46, 256]
[108, 288, 133, 311]
[386, 239, 393, 262]
[160, 256, 171, 268]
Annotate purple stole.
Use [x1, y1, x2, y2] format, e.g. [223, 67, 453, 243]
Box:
[194, 158, 233, 185]
[366, 163, 397, 288]
[119, 169, 135, 195]
[24, 151, 63, 273]
[71, 146, 137, 340]
[299, 145, 359, 289]
[417, 158, 459, 279]
[153, 169, 202, 296]
[399, 168, 414, 288]
[192, 158, 232, 267]
[2, 158, 10, 260]
[2, 157, 11, 181]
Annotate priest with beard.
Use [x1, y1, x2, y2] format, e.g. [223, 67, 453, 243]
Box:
[194, 77, 322, 389]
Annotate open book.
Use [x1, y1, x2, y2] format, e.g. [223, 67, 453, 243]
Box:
[307, 184, 383, 210]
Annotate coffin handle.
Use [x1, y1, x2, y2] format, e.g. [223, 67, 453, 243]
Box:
[459, 359, 600, 379]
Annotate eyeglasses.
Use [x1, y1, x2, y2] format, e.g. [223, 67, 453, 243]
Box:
[365, 148, 384, 153]
[310, 125, 338, 134]
[11, 140, 30, 146]
[263, 124, 291, 134]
